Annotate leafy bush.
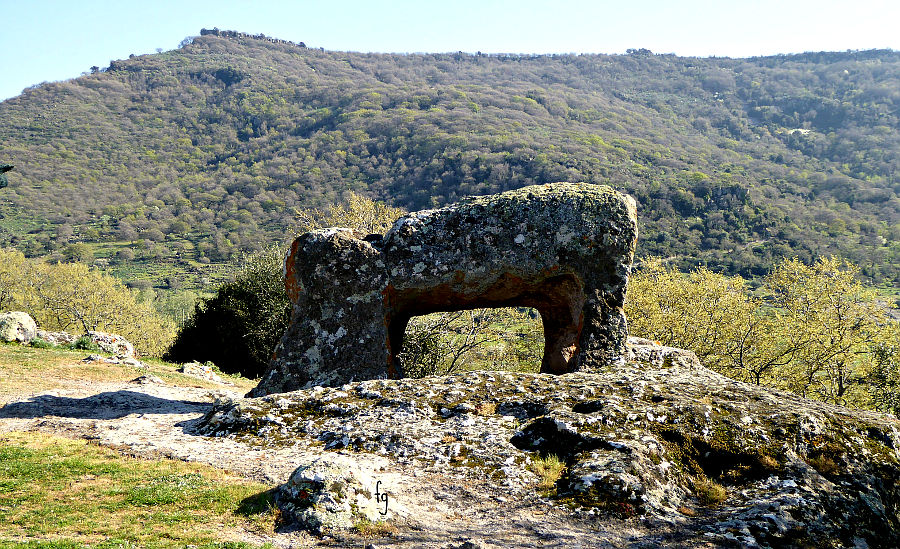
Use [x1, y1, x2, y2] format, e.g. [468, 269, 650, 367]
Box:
[71, 336, 101, 352]
[164, 246, 291, 378]
[28, 338, 54, 349]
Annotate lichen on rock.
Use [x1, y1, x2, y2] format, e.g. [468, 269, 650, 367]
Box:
[0, 312, 37, 344]
[278, 453, 402, 533]
[250, 182, 638, 396]
[201, 339, 900, 545]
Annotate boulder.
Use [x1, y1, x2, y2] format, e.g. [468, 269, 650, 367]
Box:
[278, 454, 399, 533]
[35, 329, 78, 346]
[251, 182, 637, 396]
[178, 361, 224, 383]
[0, 312, 37, 344]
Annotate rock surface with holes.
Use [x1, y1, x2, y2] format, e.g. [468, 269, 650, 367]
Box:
[250, 182, 638, 396]
[201, 339, 900, 546]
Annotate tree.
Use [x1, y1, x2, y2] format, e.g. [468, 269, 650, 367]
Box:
[293, 191, 406, 235]
[400, 307, 543, 377]
[626, 259, 755, 367]
[0, 248, 26, 311]
[765, 257, 885, 404]
[62, 243, 94, 263]
[626, 257, 900, 409]
[20, 261, 173, 355]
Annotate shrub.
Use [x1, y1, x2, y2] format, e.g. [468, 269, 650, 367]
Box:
[29, 338, 54, 349]
[164, 246, 291, 378]
[71, 335, 101, 352]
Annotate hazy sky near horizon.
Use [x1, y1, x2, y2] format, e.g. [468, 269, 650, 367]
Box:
[1, 0, 898, 101]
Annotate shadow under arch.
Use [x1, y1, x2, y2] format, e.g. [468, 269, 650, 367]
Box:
[388, 273, 584, 376]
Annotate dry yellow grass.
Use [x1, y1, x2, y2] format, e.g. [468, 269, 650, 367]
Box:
[0, 341, 257, 400]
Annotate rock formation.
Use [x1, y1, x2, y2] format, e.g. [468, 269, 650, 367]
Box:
[87, 330, 135, 357]
[0, 311, 36, 343]
[250, 182, 638, 396]
[202, 339, 900, 546]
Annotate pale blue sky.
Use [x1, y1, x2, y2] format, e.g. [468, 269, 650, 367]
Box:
[1, 0, 898, 101]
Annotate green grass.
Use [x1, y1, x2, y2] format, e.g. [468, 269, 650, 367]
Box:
[0, 431, 276, 547]
[693, 477, 729, 506]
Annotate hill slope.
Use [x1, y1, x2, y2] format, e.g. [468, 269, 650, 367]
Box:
[1, 31, 899, 284]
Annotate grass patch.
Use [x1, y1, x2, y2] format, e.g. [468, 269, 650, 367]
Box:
[528, 454, 566, 491]
[693, 477, 728, 506]
[0, 431, 276, 546]
[0, 342, 257, 397]
[353, 517, 398, 538]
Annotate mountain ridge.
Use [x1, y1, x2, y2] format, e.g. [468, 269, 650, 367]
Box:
[1, 31, 898, 285]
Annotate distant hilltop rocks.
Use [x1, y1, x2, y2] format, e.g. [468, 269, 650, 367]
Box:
[198, 28, 306, 48]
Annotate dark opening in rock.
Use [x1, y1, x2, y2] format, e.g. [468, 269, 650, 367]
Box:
[510, 416, 619, 460]
[398, 306, 544, 377]
[658, 429, 777, 484]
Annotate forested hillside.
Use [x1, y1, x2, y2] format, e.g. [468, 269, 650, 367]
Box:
[1, 30, 899, 286]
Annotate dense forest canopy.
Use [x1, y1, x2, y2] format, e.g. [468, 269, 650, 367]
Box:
[1, 31, 899, 286]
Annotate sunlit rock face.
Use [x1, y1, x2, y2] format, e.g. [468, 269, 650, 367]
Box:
[206, 340, 900, 546]
[249, 182, 638, 396]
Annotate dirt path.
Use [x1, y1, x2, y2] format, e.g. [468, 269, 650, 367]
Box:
[0, 375, 670, 548]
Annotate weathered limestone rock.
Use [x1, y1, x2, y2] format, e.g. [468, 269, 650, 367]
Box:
[178, 361, 225, 384]
[202, 339, 900, 545]
[0, 312, 37, 344]
[278, 454, 403, 533]
[35, 329, 78, 347]
[87, 330, 135, 358]
[251, 182, 637, 396]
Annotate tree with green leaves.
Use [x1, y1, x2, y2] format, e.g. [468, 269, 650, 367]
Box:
[164, 245, 291, 378]
[626, 257, 900, 409]
[0, 254, 175, 356]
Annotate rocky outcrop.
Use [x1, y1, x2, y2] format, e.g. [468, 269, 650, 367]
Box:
[250, 183, 638, 396]
[35, 330, 79, 346]
[0, 312, 37, 343]
[87, 331, 135, 357]
[201, 339, 900, 546]
[34, 329, 135, 357]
